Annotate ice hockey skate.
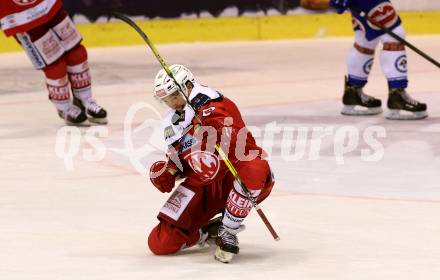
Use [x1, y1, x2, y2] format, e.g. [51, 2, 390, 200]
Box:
[214, 224, 245, 263]
[341, 77, 383, 116]
[198, 216, 223, 247]
[73, 97, 108, 124]
[386, 88, 428, 120]
[57, 105, 88, 126]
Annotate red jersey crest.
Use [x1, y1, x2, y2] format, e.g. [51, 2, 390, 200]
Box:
[367, 2, 398, 30]
[184, 151, 220, 181]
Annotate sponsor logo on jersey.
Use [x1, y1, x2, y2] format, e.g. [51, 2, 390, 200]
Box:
[6, 15, 16, 26]
[179, 134, 197, 154]
[202, 106, 216, 117]
[226, 189, 252, 218]
[395, 55, 407, 73]
[367, 2, 399, 31]
[164, 125, 176, 140]
[167, 191, 187, 212]
[160, 185, 195, 221]
[191, 93, 211, 110]
[13, 0, 37, 6]
[184, 150, 220, 181]
[363, 58, 374, 75]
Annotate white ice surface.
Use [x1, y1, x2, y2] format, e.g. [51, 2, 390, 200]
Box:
[1, 37, 440, 280]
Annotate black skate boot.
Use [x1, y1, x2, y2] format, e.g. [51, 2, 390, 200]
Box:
[214, 224, 245, 263]
[387, 88, 428, 120]
[341, 76, 382, 116]
[73, 97, 108, 124]
[198, 216, 223, 247]
[57, 105, 88, 126]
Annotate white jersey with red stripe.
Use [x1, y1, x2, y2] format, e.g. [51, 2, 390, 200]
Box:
[0, 0, 62, 36]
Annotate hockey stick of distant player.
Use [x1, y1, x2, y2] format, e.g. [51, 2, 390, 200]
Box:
[112, 12, 280, 241]
[349, 6, 440, 69]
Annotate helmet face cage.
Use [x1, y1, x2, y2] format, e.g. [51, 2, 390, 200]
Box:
[153, 64, 194, 102]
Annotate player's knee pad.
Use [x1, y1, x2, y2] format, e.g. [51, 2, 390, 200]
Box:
[380, 26, 408, 88]
[239, 157, 271, 191]
[65, 44, 88, 66]
[148, 222, 195, 255]
[257, 170, 275, 204]
[43, 57, 67, 80]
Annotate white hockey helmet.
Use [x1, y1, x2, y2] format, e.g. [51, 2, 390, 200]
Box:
[153, 64, 195, 100]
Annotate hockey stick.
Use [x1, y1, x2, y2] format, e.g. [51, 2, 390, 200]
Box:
[111, 12, 280, 241]
[349, 6, 440, 69]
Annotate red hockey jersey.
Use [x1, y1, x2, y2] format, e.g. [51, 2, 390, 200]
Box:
[162, 83, 265, 188]
[0, 0, 62, 36]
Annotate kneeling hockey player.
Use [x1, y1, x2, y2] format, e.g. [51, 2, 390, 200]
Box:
[147, 64, 275, 263]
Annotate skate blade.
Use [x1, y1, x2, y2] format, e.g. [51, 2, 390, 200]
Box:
[64, 120, 90, 127]
[87, 117, 108, 125]
[214, 246, 235, 263]
[341, 105, 383, 116]
[386, 109, 428, 120]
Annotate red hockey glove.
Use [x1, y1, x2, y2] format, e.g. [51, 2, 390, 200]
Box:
[149, 161, 178, 193]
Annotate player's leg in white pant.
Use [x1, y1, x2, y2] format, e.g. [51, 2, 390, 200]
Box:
[342, 31, 383, 116]
[379, 25, 428, 120]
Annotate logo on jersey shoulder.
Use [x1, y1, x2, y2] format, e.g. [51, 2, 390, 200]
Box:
[184, 151, 220, 181]
[367, 2, 399, 31]
[179, 134, 197, 154]
[202, 107, 216, 117]
[363, 58, 374, 75]
[191, 93, 211, 110]
[395, 55, 407, 73]
[13, 0, 37, 5]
